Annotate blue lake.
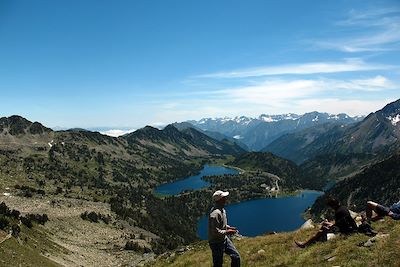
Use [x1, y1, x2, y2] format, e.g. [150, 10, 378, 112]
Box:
[155, 164, 239, 195]
[197, 190, 323, 239]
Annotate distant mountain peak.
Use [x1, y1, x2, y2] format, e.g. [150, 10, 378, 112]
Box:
[0, 115, 52, 135]
[380, 98, 400, 118]
[163, 124, 179, 132]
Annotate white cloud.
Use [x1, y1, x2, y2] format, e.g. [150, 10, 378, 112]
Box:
[215, 76, 395, 105]
[100, 129, 135, 137]
[337, 7, 400, 26]
[151, 74, 398, 121]
[295, 98, 393, 116]
[151, 97, 393, 121]
[218, 79, 323, 104]
[196, 58, 391, 78]
[317, 24, 400, 52]
[331, 75, 395, 91]
[316, 7, 400, 52]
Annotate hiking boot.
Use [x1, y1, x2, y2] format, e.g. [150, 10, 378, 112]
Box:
[365, 229, 378, 237]
[294, 240, 306, 248]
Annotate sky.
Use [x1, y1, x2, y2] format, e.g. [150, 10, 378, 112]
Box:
[1, 0, 399, 133]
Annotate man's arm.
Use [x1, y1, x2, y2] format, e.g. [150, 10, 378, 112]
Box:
[210, 216, 237, 236]
[210, 214, 227, 236]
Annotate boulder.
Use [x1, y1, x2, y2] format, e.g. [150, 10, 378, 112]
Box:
[300, 219, 315, 230]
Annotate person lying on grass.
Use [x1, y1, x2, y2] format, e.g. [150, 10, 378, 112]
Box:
[366, 200, 400, 222]
[295, 198, 358, 248]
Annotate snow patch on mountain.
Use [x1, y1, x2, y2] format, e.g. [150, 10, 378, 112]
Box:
[234, 116, 252, 124]
[284, 114, 299, 120]
[259, 115, 276, 122]
[328, 114, 339, 120]
[262, 117, 276, 122]
[387, 114, 400, 126]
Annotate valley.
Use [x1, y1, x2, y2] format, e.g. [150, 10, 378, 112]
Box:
[0, 98, 399, 266]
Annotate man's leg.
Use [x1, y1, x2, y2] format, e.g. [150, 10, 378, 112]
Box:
[366, 201, 378, 222]
[367, 201, 390, 222]
[209, 242, 224, 267]
[295, 226, 328, 248]
[224, 238, 240, 267]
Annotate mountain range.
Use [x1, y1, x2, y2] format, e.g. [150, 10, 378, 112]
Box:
[265, 98, 400, 164]
[186, 112, 364, 151]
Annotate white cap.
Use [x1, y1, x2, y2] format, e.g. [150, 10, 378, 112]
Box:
[212, 190, 229, 202]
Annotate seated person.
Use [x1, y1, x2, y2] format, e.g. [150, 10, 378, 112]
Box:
[295, 198, 358, 248]
[366, 200, 400, 222]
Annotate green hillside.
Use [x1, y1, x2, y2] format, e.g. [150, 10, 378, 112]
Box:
[311, 153, 400, 217]
[150, 218, 400, 267]
[0, 115, 245, 255]
[228, 152, 317, 190]
[0, 226, 62, 267]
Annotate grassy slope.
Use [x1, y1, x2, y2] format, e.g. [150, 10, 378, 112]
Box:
[0, 225, 62, 267]
[151, 219, 400, 267]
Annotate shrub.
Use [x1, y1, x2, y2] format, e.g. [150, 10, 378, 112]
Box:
[26, 213, 49, 225]
[37, 189, 46, 196]
[21, 216, 33, 228]
[11, 224, 20, 237]
[80, 211, 111, 224]
[124, 240, 151, 252]
[55, 187, 63, 194]
[10, 209, 20, 219]
[80, 211, 88, 220]
[87, 211, 99, 222]
[0, 215, 10, 230]
[0, 202, 10, 215]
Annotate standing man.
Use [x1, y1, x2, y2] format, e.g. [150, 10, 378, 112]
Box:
[208, 190, 241, 267]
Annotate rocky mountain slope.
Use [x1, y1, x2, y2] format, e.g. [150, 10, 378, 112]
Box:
[310, 153, 400, 217]
[264, 98, 400, 163]
[0, 115, 246, 262]
[172, 122, 249, 150]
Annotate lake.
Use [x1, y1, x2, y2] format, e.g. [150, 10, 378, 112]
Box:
[197, 190, 323, 239]
[154, 164, 323, 239]
[154, 164, 239, 195]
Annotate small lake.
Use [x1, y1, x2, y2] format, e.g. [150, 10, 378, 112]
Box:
[197, 190, 323, 239]
[155, 164, 239, 195]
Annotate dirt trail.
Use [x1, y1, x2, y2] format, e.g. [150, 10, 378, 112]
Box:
[0, 195, 157, 266]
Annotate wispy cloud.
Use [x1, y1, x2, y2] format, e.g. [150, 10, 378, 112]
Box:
[214, 75, 395, 105]
[330, 75, 395, 91]
[295, 98, 393, 116]
[316, 7, 400, 52]
[218, 79, 323, 104]
[336, 7, 400, 27]
[195, 58, 391, 78]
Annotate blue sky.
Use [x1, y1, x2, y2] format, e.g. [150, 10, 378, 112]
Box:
[0, 0, 399, 131]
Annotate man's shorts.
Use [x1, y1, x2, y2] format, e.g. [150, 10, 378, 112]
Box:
[375, 204, 390, 216]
